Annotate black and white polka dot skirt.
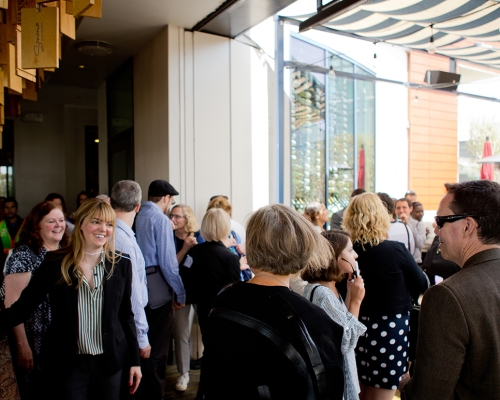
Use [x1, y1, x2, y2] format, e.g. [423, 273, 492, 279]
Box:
[355, 312, 410, 390]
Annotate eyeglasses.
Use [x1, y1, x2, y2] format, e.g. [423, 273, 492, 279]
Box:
[169, 214, 185, 220]
[434, 214, 479, 229]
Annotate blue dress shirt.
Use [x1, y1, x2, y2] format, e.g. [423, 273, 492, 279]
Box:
[115, 218, 150, 349]
[135, 201, 186, 304]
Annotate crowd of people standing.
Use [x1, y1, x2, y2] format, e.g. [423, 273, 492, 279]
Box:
[1, 179, 500, 400]
[0, 181, 249, 400]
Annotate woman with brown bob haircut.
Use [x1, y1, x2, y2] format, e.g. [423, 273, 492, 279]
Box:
[197, 204, 345, 400]
[0, 199, 141, 400]
[342, 193, 428, 400]
[301, 229, 366, 400]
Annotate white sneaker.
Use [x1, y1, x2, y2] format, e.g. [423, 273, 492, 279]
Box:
[175, 373, 190, 391]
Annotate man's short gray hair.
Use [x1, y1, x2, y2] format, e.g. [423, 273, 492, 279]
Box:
[111, 180, 142, 212]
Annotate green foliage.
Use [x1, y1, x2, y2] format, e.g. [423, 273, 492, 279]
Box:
[466, 117, 500, 159]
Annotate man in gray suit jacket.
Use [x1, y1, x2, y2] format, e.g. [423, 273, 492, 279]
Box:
[400, 180, 500, 399]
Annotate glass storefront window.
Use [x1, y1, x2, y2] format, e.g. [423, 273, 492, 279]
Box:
[356, 79, 375, 193]
[290, 39, 326, 212]
[290, 36, 375, 216]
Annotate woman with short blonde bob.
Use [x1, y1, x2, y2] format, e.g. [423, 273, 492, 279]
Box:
[0, 199, 141, 400]
[190, 208, 242, 337]
[198, 204, 344, 400]
[342, 193, 428, 400]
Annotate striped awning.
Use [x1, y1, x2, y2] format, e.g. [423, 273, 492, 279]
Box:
[285, 0, 500, 69]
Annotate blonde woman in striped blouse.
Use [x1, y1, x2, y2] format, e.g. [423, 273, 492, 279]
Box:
[0, 199, 141, 399]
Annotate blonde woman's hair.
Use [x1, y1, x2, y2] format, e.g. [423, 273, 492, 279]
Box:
[61, 198, 118, 287]
[207, 196, 232, 215]
[342, 192, 390, 248]
[172, 204, 200, 233]
[246, 204, 334, 275]
[200, 208, 231, 242]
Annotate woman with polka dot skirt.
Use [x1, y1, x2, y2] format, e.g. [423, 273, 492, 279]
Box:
[342, 193, 428, 400]
[301, 229, 367, 400]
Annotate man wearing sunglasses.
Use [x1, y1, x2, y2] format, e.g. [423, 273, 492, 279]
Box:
[400, 180, 500, 400]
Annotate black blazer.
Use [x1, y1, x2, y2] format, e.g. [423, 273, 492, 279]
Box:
[0, 248, 140, 376]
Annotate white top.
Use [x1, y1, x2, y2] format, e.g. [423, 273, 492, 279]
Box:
[389, 221, 415, 253]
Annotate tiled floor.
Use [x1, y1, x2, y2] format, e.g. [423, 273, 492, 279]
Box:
[165, 365, 200, 399]
[164, 364, 401, 400]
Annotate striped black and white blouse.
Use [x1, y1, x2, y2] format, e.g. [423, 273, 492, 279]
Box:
[77, 254, 105, 355]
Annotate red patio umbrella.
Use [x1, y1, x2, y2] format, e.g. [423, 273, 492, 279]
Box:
[357, 145, 365, 189]
[480, 137, 494, 180]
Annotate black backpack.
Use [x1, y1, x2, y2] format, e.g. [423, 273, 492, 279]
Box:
[208, 291, 330, 400]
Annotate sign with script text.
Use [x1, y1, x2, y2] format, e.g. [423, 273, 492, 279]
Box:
[21, 7, 59, 69]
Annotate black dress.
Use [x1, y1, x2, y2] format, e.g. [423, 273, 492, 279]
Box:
[353, 240, 428, 389]
[199, 282, 345, 400]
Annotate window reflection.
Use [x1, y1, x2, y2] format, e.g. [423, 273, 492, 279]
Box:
[290, 37, 375, 216]
[291, 38, 326, 213]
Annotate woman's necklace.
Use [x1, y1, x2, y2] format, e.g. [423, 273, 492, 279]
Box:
[252, 273, 291, 289]
[84, 251, 103, 255]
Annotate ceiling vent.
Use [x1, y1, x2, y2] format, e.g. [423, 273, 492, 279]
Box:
[76, 41, 114, 56]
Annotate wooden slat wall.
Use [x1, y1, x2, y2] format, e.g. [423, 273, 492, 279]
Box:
[408, 51, 458, 210]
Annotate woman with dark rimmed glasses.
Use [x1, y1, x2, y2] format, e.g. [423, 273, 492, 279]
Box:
[169, 204, 204, 392]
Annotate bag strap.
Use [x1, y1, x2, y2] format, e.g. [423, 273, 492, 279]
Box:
[28, 247, 38, 267]
[309, 284, 321, 303]
[214, 284, 328, 400]
[404, 223, 412, 253]
[272, 293, 328, 400]
[209, 307, 315, 400]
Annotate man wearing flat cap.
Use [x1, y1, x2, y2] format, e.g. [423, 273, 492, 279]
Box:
[135, 180, 185, 400]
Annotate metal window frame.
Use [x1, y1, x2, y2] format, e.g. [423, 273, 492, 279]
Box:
[276, 16, 500, 209]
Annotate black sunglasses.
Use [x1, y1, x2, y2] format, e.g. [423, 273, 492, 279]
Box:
[434, 214, 480, 229]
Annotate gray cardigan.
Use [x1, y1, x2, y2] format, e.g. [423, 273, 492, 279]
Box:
[303, 283, 366, 400]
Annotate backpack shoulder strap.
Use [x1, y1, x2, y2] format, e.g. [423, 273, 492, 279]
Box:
[209, 307, 315, 400]
[272, 293, 328, 400]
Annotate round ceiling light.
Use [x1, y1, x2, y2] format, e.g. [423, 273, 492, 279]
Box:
[76, 41, 114, 56]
